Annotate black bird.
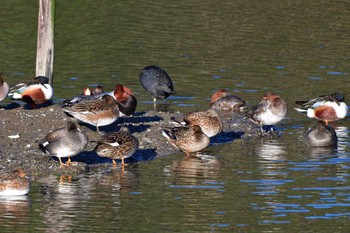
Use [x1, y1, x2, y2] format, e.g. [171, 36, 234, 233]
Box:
[139, 65, 175, 104]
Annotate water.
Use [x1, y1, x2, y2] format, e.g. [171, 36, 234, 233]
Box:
[1, 0, 350, 232]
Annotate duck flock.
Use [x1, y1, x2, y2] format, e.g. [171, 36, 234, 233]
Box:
[0, 65, 348, 196]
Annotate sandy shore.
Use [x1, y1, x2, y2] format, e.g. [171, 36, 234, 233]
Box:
[0, 103, 261, 180]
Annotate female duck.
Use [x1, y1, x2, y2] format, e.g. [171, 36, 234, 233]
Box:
[305, 121, 338, 147]
[94, 130, 139, 168]
[0, 168, 30, 196]
[162, 125, 210, 157]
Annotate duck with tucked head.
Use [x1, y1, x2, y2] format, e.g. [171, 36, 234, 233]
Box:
[63, 85, 105, 106]
[305, 121, 338, 147]
[176, 109, 223, 138]
[113, 84, 137, 116]
[210, 89, 246, 111]
[295, 92, 347, 125]
[38, 121, 89, 167]
[62, 95, 119, 133]
[8, 76, 53, 108]
[94, 129, 139, 170]
[140, 65, 175, 105]
[162, 125, 210, 157]
[248, 92, 287, 133]
[0, 168, 30, 196]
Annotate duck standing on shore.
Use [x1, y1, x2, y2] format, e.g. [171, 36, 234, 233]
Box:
[62, 95, 119, 133]
[8, 76, 53, 108]
[94, 129, 139, 170]
[38, 121, 89, 167]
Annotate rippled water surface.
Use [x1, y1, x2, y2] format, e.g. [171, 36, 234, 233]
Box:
[1, 0, 350, 232]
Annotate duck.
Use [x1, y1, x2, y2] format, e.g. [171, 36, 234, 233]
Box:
[295, 92, 347, 125]
[139, 65, 175, 104]
[38, 121, 89, 167]
[62, 95, 119, 133]
[0, 76, 10, 101]
[8, 76, 53, 108]
[162, 125, 210, 156]
[305, 121, 338, 147]
[94, 129, 139, 169]
[210, 89, 246, 111]
[113, 84, 137, 116]
[176, 109, 223, 138]
[0, 168, 30, 196]
[62, 85, 104, 106]
[247, 92, 287, 133]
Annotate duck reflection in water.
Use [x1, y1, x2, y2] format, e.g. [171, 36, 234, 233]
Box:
[38, 174, 93, 233]
[256, 139, 287, 161]
[96, 167, 139, 190]
[166, 153, 223, 185]
[0, 195, 30, 225]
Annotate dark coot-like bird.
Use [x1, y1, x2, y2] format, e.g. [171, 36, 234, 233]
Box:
[139, 65, 175, 104]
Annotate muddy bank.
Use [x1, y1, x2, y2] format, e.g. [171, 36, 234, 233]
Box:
[0, 103, 261, 180]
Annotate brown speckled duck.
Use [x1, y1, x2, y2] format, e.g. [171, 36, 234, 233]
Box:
[180, 109, 223, 138]
[62, 95, 119, 133]
[0, 168, 30, 196]
[38, 121, 89, 167]
[210, 89, 246, 111]
[162, 125, 210, 156]
[94, 130, 139, 168]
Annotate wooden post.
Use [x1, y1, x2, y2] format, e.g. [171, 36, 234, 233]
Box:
[36, 0, 55, 86]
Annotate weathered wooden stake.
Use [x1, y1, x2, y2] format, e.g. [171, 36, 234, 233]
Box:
[36, 0, 55, 86]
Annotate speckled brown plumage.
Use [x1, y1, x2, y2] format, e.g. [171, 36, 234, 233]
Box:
[183, 109, 223, 138]
[62, 95, 119, 133]
[95, 131, 139, 167]
[162, 125, 210, 156]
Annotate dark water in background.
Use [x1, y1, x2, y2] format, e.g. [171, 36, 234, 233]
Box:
[1, 1, 350, 232]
